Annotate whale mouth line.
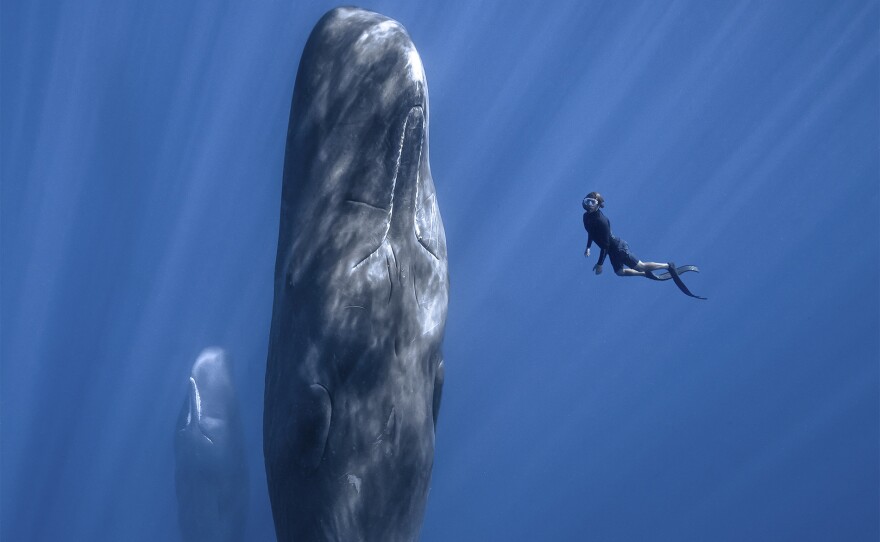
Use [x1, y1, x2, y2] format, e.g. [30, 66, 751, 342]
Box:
[188, 377, 201, 424]
[183, 376, 218, 445]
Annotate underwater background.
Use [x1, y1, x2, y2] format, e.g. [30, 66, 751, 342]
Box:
[2, 1, 878, 541]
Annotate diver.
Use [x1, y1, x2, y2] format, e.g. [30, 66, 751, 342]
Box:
[582, 192, 706, 299]
[582, 192, 669, 277]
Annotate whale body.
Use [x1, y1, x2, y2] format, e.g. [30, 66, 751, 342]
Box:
[175, 347, 247, 542]
[263, 7, 448, 542]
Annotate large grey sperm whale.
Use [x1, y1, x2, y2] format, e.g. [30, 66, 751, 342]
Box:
[175, 347, 247, 542]
[263, 7, 449, 542]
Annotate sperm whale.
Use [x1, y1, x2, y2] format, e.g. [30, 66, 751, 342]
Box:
[263, 7, 448, 542]
[175, 348, 247, 542]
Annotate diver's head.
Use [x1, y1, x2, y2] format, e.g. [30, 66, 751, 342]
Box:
[583, 192, 605, 212]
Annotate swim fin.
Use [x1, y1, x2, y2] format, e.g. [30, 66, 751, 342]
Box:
[666, 262, 706, 300]
[644, 265, 700, 281]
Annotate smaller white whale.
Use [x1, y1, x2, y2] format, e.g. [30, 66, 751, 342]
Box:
[175, 348, 247, 542]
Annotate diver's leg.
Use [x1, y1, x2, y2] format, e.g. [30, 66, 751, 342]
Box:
[616, 267, 645, 277]
[634, 261, 670, 272]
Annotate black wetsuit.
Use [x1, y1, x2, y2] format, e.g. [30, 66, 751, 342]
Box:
[583, 210, 639, 273]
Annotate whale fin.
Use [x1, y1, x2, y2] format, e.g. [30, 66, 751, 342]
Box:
[293, 384, 332, 470]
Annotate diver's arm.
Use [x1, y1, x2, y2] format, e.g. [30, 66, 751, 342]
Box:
[595, 213, 612, 265]
[593, 248, 606, 274]
[583, 213, 593, 257]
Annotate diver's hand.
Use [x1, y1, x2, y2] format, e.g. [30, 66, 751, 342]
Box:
[593, 264, 602, 275]
[584, 248, 590, 258]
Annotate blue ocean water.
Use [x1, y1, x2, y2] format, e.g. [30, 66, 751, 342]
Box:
[1, 1, 877, 541]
